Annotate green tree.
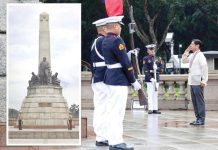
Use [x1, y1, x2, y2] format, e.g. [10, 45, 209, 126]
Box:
[80, 0, 218, 65]
[171, 0, 218, 53]
[125, 0, 186, 52]
[82, 0, 106, 64]
[124, 0, 218, 60]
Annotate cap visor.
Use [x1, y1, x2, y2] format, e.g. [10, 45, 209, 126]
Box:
[119, 21, 124, 25]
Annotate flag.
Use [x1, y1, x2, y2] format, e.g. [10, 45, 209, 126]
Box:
[105, 0, 123, 16]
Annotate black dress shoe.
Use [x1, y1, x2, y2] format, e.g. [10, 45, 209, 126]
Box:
[189, 120, 197, 125]
[109, 143, 134, 150]
[148, 110, 153, 114]
[190, 121, 204, 125]
[96, 140, 109, 146]
[153, 110, 161, 114]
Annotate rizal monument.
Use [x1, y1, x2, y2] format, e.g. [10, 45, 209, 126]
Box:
[18, 12, 70, 129]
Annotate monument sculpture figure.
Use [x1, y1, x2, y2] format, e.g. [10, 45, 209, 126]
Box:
[52, 72, 60, 86]
[28, 72, 39, 86]
[38, 57, 51, 84]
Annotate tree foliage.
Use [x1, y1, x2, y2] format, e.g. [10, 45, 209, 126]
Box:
[125, 0, 183, 52]
[125, 0, 218, 54]
[170, 0, 218, 56]
[41, 0, 218, 64]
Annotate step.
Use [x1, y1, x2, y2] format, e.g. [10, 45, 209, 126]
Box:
[9, 130, 79, 139]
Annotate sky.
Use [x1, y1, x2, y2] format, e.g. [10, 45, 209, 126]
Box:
[7, 4, 81, 110]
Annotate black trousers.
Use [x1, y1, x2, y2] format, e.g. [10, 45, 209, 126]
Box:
[190, 85, 205, 122]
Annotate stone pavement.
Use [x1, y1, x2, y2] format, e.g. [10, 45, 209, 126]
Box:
[0, 0, 7, 124]
[1, 110, 218, 149]
[0, 78, 6, 123]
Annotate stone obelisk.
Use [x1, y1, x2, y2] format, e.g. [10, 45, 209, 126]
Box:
[39, 12, 51, 66]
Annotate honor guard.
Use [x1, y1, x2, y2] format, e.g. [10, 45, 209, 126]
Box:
[91, 18, 109, 146]
[102, 16, 141, 150]
[143, 44, 162, 114]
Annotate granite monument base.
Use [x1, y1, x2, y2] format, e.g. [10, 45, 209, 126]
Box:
[17, 85, 71, 129]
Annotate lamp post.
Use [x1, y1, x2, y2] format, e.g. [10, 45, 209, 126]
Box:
[165, 32, 174, 74]
[178, 44, 182, 74]
[165, 33, 174, 58]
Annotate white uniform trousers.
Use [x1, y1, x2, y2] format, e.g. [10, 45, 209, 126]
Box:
[146, 82, 159, 111]
[106, 85, 128, 145]
[92, 82, 109, 142]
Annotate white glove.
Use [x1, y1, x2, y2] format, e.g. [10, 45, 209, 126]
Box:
[127, 49, 137, 61]
[131, 80, 141, 91]
[128, 49, 137, 54]
[150, 78, 156, 84]
[153, 63, 157, 70]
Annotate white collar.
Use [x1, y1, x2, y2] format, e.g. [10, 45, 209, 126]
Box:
[193, 49, 200, 54]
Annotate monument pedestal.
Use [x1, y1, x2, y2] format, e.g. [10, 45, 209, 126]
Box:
[17, 85, 71, 129]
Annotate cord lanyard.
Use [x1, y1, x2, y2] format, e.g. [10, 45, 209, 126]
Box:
[189, 50, 200, 68]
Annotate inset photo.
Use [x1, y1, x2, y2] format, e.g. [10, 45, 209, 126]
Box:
[7, 4, 81, 146]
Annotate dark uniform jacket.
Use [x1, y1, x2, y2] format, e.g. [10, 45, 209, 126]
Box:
[90, 34, 107, 83]
[143, 55, 162, 82]
[102, 32, 136, 86]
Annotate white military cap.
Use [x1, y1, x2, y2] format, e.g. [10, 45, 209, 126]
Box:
[105, 16, 124, 25]
[92, 18, 107, 27]
[146, 44, 156, 49]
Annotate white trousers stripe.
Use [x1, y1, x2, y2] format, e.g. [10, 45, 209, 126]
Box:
[146, 82, 159, 111]
[92, 82, 109, 142]
[106, 85, 128, 145]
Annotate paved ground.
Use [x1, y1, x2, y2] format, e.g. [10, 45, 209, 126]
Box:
[0, 110, 218, 149]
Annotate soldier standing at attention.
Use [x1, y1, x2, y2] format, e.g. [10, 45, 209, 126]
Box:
[102, 16, 141, 150]
[90, 18, 109, 146]
[143, 44, 162, 114]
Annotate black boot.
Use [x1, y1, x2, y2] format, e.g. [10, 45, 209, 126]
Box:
[190, 118, 205, 125]
[96, 140, 109, 146]
[148, 110, 153, 114]
[109, 143, 134, 150]
[153, 110, 161, 114]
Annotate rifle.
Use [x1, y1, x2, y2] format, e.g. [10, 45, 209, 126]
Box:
[81, 60, 91, 71]
[129, 5, 147, 105]
[153, 44, 158, 91]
